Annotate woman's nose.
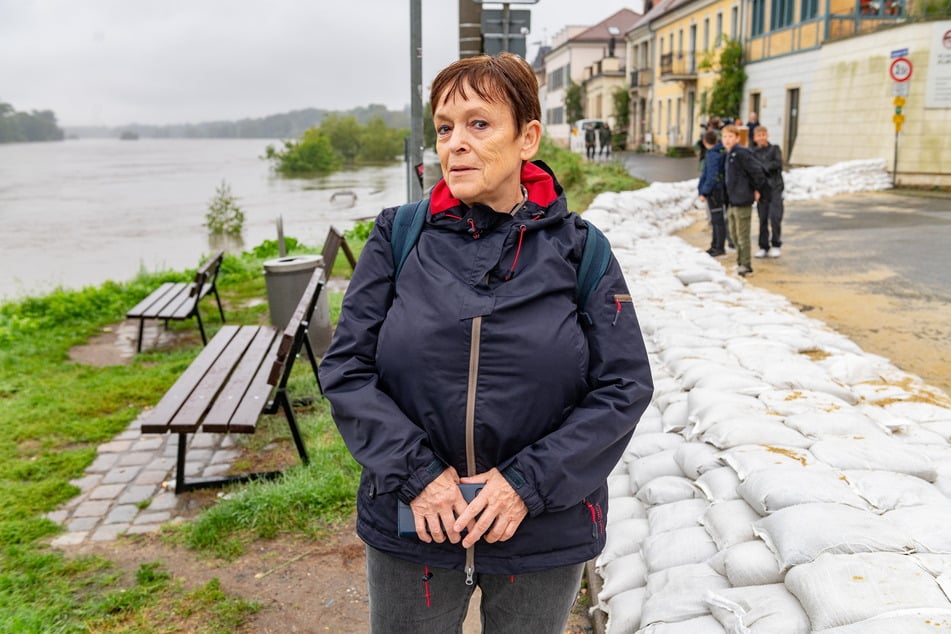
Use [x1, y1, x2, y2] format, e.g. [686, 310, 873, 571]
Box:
[446, 126, 469, 152]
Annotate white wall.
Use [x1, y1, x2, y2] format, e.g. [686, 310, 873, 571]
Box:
[783, 20, 951, 185]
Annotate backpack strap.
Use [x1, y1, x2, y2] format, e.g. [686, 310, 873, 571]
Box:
[576, 220, 612, 327]
[391, 198, 429, 281]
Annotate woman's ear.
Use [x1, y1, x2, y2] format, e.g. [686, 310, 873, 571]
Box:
[519, 120, 543, 161]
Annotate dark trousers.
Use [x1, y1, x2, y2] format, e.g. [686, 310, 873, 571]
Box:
[708, 204, 726, 252]
[366, 545, 583, 634]
[757, 192, 784, 249]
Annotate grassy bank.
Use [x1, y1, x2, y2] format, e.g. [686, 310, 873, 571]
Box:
[0, 143, 645, 630]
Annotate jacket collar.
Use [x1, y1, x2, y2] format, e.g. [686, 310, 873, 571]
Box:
[429, 161, 560, 215]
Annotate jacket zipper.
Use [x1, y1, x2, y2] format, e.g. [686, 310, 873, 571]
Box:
[464, 315, 482, 585]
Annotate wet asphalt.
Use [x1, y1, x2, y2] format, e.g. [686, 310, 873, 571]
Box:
[614, 151, 951, 303]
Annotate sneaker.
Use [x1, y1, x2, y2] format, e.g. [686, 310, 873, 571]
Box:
[754, 249, 768, 258]
[767, 247, 781, 258]
[706, 248, 726, 257]
[736, 265, 753, 277]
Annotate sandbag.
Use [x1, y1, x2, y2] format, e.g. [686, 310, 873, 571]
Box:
[636, 475, 703, 505]
[599, 518, 650, 566]
[637, 614, 726, 633]
[673, 442, 722, 479]
[598, 552, 648, 604]
[705, 583, 810, 634]
[842, 470, 950, 512]
[605, 586, 646, 634]
[752, 502, 915, 570]
[642, 526, 718, 573]
[813, 610, 951, 633]
[783, 409, 887, 439]
[713, 539, 785, 587]
[700, 416, 812, 450]
[630, 450, 685, 492]
[695, 466, 742, 503]
[784, 552, 951, 631]
[647, 498, 709, 534]
[607, 495, 648, 524]
[700, 499, 763, 550]
[640, 563, 729, 627]
[718, 444, 823, 481]
[811, 437, 938, 481]
[737, 467, 870, 514]
[885, 504, 951, 553]
[625, 432, 686, 461]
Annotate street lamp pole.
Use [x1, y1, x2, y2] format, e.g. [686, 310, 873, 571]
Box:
[408, 0, 424, 202]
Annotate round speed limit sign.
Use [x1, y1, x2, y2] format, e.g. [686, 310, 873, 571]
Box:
[889, 57, 913, 82]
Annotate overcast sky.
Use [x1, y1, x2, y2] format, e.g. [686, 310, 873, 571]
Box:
[0, 0, 633, 127]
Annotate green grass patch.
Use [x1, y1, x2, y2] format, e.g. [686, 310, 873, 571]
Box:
[536, 136, 647, 211]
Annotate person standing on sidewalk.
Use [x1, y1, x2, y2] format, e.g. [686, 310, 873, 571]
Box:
[319, 53, 654, 634]
[698, 129, 727, 257]
[722, 124, 767, 276]
[752, 125, 785, 258]
[584, 124, 597, 160]
[599, 124, 612, 159]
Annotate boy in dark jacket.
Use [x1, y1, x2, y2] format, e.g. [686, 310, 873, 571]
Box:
[752, 125, 785, 258]
[722, 124, 767, 276]
[698, 129, 727, 257]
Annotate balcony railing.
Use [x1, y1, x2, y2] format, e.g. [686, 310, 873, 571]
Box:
[659, 53, 697, 79]
[630, 68, 653, 88]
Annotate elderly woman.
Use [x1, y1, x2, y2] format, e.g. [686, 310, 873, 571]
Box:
[319, 53, 653, 633]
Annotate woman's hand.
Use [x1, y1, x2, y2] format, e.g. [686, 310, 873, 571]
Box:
[454, 468, 528, 549]
[409, 467, 466, 544]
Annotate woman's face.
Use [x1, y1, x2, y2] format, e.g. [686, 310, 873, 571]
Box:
[433, 84, 540, 211]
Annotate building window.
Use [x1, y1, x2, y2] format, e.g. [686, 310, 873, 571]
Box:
[547, 107, 564, 125]
[548, 65, 569, 90]
[771, 0, 794, 28]
[703, 18, 710, 51]
[678, 29, 684, 57]
[716, 13, 723, 43]
[751, 0, 765, 36]
[731, 7, 739, 37]
[801, 0, 819, 19]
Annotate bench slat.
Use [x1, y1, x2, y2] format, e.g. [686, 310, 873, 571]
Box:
[201, 327, 278, 433]
[126, 282, 181, 318]
[227, 335, 285, 433]
[142, 283, 191, 319]
[140, 325, 242, 433]
[167, 283, 203, 319]
[168, 326, 260, 432]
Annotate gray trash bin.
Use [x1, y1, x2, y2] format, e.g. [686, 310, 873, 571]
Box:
[262, 254, 331, 356]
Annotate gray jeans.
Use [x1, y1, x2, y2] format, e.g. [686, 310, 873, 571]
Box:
[365, 545, 584, 634]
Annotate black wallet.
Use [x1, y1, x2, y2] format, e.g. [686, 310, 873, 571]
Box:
[397, 483, 484, 537]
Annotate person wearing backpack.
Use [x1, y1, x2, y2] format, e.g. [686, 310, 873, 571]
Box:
[319, 53, 653, 634]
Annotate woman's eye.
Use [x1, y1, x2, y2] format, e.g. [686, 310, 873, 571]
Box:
[472, 120, 488, 130]
[436, 125, 451, 136]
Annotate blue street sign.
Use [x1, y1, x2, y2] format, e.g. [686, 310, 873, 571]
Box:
[891, 48, 909, 58]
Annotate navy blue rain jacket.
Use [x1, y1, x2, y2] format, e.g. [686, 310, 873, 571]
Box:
[698, 141, 726, 203]
[319, 161, 653, 575]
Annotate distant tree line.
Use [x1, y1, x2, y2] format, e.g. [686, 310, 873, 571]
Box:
[66, 104, 411, 140]
[265, 114, 407, 176]
[0, 101, 65, 143]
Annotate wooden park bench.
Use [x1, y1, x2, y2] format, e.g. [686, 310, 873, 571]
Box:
[126, 251, 226, 353]
[140, 267, 324, 493]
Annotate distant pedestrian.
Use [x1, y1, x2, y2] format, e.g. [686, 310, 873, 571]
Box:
[598, 124, 612, 158]
[752, 125, 785, 258]
[698, 129, 727, 257]
[722, 124, 767, 276]
[746, 112, 760, 147]
[584, 124, 597, 160]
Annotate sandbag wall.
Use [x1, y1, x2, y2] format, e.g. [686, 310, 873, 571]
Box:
[586, 160, 951, 634]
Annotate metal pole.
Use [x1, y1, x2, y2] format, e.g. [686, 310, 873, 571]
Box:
[459, 0, 482, 58]
[893, 130, 898, 187]
[503, 3, 510, 53]
[408, 0, 423, 202]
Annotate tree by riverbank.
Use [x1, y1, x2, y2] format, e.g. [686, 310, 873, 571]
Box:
[0, 101, 64, 143]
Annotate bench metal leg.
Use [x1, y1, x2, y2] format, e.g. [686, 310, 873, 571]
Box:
[136, 318, 145, 353]
[277, 390, 310, 464]
[195, 310, 207, 345]
[213, 287, 225, 323]
[170, 392, 309, 494]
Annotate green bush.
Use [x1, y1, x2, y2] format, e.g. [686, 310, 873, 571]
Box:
[265, 127, 341, 175]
